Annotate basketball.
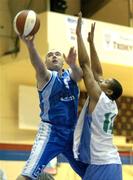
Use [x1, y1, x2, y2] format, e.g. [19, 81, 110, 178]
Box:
[13, 10, 40, 37]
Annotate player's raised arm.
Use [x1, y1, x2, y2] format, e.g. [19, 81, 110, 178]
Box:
[76, 12, 90, 68]
[87, 23, 103, 82]
[20, 36, 50, 88]
[76, 13, 101, 102]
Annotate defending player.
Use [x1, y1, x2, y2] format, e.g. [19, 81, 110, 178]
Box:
[73, 12, 123, 180]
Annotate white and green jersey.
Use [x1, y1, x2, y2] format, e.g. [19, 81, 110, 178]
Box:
[73, 92, 121, 165]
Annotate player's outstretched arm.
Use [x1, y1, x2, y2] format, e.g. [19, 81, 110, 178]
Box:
[20, 36, 50, 88]
[76, 12, 90, 68]
[64, 47, 83, 82]
[87, 23, 103, 82]
[76, 13, 101, 102]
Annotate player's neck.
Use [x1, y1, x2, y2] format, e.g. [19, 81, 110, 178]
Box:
[58, 69, 63, 76]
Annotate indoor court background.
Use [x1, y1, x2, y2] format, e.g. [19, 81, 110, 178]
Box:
[0, 0, 133, 179]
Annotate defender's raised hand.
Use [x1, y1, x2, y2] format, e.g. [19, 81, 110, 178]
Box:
[63, 47, 77, 67]
[76, 12, 82, 36]
[87, 23, 96, 43]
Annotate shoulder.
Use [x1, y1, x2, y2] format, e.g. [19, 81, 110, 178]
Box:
[38, 70, 56, 91]
[94, 92, 118, 113]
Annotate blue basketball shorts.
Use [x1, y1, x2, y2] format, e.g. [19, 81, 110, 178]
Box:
[83, 164, 122, 180]
[21, 121, 87, 179]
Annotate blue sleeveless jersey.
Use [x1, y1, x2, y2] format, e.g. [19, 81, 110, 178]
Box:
[38, 70, 79, 127]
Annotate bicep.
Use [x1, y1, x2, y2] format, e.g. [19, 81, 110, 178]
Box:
[36, 67, 50, 80]
[31, 55, 49, 80]
[36, 65, 51, 89]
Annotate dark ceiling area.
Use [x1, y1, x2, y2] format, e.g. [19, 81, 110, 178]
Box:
[0, 0, 131, 57]
[8, 0, 47, 21]
[81, 0, 111, 17]
[8, 0, 111, 20]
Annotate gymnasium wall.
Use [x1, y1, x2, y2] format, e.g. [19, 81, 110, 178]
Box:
[46, 12, 133, 96]
[0, 12, 133, 180]
[1, 11, 133, 142]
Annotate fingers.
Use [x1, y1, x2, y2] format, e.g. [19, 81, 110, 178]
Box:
[78, 11, 82, 20]
[69, 47, 76, 55]
[29, 35, 35, 40]
[19, 35, 35, 41]
[67, 47, 77, 59]
[63, 53, 66, 61]
[87, 32, 90, 42]
[91, 22, 96, 34]
[76, 12, 83, 35]
[69, 46, 74, 52]
[78, 11, 82, 17]
[25, 35, 35, 41]
[91, 22, 96, 29]
[87, 22, 96, 42]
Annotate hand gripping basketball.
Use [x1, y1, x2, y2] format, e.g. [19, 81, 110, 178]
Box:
[13, 10, 40, 37]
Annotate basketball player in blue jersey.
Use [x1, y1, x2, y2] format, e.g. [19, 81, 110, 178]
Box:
[73, 13, 123, 180]
[16, 35, 88, 180]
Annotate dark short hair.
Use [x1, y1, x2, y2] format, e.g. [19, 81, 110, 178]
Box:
[108, 79, 123, 100]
